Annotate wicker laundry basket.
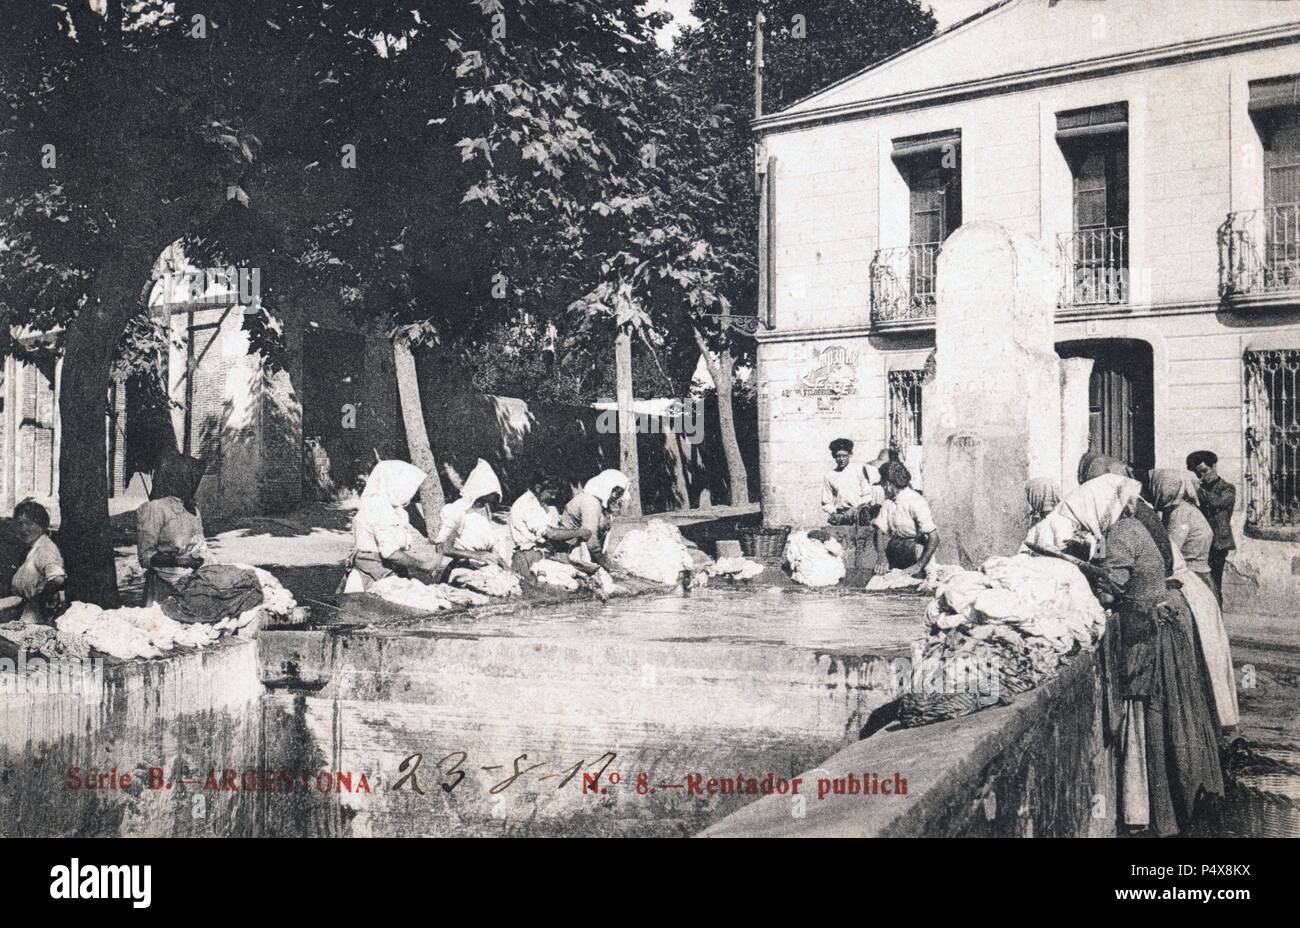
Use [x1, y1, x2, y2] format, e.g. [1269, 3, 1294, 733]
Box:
[738, 525, 790, 559]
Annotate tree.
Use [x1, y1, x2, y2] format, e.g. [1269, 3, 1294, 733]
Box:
[0, 1, 273, 604]
[2, 0, 675, 600]
[618, 0, 939, 505]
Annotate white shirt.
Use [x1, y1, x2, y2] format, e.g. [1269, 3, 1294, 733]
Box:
[873, 487, 936, 539]
[822, 465, 881, 514]
[13, 534, 65, 623]
[509, 491, 558, 550]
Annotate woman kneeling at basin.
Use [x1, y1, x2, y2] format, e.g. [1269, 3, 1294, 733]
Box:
[558, 469, 629, 575]
[341, 460, 445, 593]
[434, 459, 513, 571]
[138, 451, 212, 605]
[871, 461, 939, 577]
[11, 500, 66, 623]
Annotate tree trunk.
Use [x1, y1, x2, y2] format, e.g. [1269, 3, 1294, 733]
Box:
[392, 337, 445, 538]
[59, 276, 136, 606]
[615, 326, 642, 517]
[691, 322, 750, 506]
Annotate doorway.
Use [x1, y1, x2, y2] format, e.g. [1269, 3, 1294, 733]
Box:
[302, 327, 367, 498]
[1057, 339, 1155, 473]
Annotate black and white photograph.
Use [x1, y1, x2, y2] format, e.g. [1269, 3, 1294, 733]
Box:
[0, 0, 1293, 902]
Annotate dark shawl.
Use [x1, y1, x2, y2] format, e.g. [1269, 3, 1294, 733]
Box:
[152, 452, 206, 514]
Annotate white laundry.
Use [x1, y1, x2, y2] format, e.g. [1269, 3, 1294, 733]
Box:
[866, 569, 925, 591]
[707, 557, 765, 581]
[612, 520, 697, 585]
[531, 558, 583, 591]
[119, 607, 219, 650]
[56, 603, 179, 660]
[367, 575, 484, 612]
[783, 532, 846, 588]
[449, 563, 523, 598]
[915, 552, 1107, 697]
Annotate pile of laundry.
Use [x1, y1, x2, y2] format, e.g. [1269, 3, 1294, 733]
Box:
[530, 559, 584, 592]
[215, 566, 300, 637]
[612, 520, 698, 586]
[449, 564, 523, 599]
[0, 620, 92, 661]
[56, 603, 219, 660]
[367, 575, 490, 612]
[782, 531, 846, 588]
[864, 562, 960, 592]
[706, 556, 765, 582]
[529, 559, 618, 598]
[903, 553, 1106, 724]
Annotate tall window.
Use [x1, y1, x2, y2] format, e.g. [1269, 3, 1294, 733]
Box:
[890, 130, 961, 313]
[888, 369, 924, 450]
[1057, 103, 1129, 305]
[1244, 348, 1300, 529]
[1262, 107, 1300, 289]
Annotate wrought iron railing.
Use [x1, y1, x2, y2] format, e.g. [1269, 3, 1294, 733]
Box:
[1219, 205, 1300, 298]
[1245, 348, 1300, 529]
[1059, 226, 1128, 306]
[870, 243, 942, 324]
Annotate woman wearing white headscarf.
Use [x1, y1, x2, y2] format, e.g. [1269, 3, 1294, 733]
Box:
[1025, 474, 1223, 835]
[1045, 474, 1223, 835]
[341, 460, 444, 593]
[434, 458, 513, 569]
[1023, 473, 1140, 557]
[1150, 469, 1239, 729]
[558, 469, 629, 574]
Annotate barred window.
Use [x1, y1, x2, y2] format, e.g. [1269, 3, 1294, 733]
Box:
[1244, 348, 1300, 528]
[888, 369, 924, 450]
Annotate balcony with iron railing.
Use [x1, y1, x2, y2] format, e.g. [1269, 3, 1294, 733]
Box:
[1220, 204, 1300, 306]
[1058, 226, 1128, 309]
[869, 242, 942, 327]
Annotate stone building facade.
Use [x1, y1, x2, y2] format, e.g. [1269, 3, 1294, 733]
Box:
[753, 0, 1300, 609]
[160, 291, 401, 521]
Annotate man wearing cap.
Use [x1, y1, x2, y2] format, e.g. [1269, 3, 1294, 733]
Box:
[1187, 449, 1235, 603]
[822, 438, 884, 525]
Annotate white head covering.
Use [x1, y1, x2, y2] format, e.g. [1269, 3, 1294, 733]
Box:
[458, 458, 503, 507]
[1055, 473, 1142, 541]
[584, 469, 630, 509]
[1023, 473, 1140, 554]
[361, 460, 428, 508]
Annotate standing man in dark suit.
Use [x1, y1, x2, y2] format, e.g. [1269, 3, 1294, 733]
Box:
[1187, 450, 1235, 604]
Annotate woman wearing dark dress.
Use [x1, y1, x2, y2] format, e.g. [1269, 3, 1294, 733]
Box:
[1093, 489, 1224, 836]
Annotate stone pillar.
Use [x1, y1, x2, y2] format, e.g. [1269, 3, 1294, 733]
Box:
[923, 222, 1061, 569]
[1059, 357, 1094, 493]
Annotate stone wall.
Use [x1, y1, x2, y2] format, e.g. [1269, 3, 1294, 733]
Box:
[705, 650, 1116, 838]
[0, 639, 263, 837]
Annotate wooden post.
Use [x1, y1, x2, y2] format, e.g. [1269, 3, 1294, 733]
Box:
[758, 157, 776, 329]
[3, 356, 16, 511]
[615, 326, 642, 516]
